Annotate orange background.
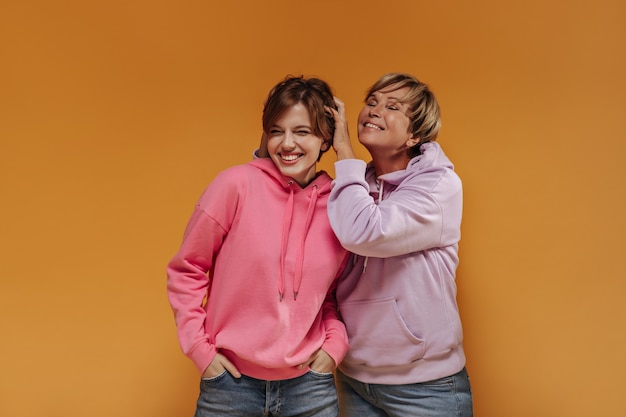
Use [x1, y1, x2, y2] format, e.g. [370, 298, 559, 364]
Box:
[1, 1, 625, 416]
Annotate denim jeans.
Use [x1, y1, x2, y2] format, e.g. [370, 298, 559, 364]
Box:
[336, 368, 473, 417]
[194, 370, 339, 417]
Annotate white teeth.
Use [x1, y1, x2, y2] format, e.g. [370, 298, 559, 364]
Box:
[365, 122, 382, 130]
[281, 154, 300, 161]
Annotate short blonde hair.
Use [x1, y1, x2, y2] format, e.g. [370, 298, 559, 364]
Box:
[366, 73, 441, 157]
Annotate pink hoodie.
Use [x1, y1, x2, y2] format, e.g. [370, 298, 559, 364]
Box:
[167, 158, 349, 380]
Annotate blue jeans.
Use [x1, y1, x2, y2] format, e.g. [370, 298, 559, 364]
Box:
[336, 368, 473, 417]
[195, 370, 339, 417]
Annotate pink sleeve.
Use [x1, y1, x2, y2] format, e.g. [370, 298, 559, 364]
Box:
[320, 255, 350, 366]
[166, 200, 229, 373]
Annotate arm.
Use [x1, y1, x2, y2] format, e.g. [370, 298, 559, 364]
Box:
[319, 255, 350, 367]
[166, 207, 222, 373]
[326, 95, 456, 257]
[299, 255, 350, 372]
[166, 175, 243, 376]
[328, 160, 462, 258]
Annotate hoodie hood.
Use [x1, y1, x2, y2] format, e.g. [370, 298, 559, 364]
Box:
[360, 141, 455, 272]
[249, 158, 332, 300]
[366, 141, 454, 188]
[250, 157, 333, 197]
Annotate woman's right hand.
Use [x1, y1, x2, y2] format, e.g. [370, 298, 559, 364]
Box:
[202, 352, 241, 379]
[327, 97, 356, 160]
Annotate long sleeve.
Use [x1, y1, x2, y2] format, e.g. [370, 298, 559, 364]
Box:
[319, 254, 350, 366]
[166, 206, 227, 373]
[328, 158, 462, 258]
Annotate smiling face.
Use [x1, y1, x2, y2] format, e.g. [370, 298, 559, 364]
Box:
[357, 87, 419, 158]
[266, 102, 328, 188]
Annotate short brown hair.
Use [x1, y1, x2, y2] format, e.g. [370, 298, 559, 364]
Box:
[263, 76, 336, 160]
[366, 73, 441, 157]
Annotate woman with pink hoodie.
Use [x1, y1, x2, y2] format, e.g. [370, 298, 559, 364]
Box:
[167, 76, 349, 417]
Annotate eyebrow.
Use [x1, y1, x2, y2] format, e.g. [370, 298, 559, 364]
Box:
[369, 92, 404, 102]
[271, 124, 312, 129]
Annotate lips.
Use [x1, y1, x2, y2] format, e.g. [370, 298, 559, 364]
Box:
[279, 153, 302, 162]
[364, 121, 384, 130]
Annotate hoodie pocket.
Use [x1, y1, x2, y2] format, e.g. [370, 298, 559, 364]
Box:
[340, 297, 425, 367]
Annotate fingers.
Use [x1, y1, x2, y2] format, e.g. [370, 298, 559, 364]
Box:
[297, 355, 313, 370]
[310, 349, 335, 373]
[220, 355, 242, 378]
[201, 360, 223, 379]
[203, 353, 242, 379]
[326, 98, 355, 159]
[297, 349, 336, 373]
[326, 97, 346, 118]
[297, 349, 317, 370]
[333, 96, 345, 110]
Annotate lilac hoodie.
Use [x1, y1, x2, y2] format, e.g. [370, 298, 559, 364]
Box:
[328, 142, 466, 384]
[167, 158, 349, 380]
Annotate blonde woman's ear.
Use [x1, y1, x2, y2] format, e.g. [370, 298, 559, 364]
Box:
[406, 136, 420, 148]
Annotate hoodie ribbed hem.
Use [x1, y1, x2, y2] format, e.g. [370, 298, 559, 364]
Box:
[339, 345, 466, 385]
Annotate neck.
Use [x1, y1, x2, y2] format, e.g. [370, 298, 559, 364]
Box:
[371, 152, 411, 177]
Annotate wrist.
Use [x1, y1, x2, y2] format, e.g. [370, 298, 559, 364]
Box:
[335, 146, 356, 161]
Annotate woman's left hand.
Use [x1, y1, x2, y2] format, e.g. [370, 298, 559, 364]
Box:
[297, 349, 336, 373]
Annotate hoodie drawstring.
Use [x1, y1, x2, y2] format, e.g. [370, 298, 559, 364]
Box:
[279, 184, 295, 301]
[278, 183, 318, 301]
[293, 185, 318, 300]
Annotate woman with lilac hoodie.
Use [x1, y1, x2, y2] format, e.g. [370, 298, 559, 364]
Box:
[326, 73, 473, 417]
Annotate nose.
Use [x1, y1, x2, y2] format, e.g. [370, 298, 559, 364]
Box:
[368, 103, 381, 118]
[282, 132, 296, 149]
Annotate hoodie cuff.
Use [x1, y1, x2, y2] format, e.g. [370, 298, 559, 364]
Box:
[333, 159, 367, 181]
[188, 342, 218, 374]
[321, 328, 350, 368]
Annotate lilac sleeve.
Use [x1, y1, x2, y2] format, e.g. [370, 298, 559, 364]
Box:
[328, 159, 461, 258]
